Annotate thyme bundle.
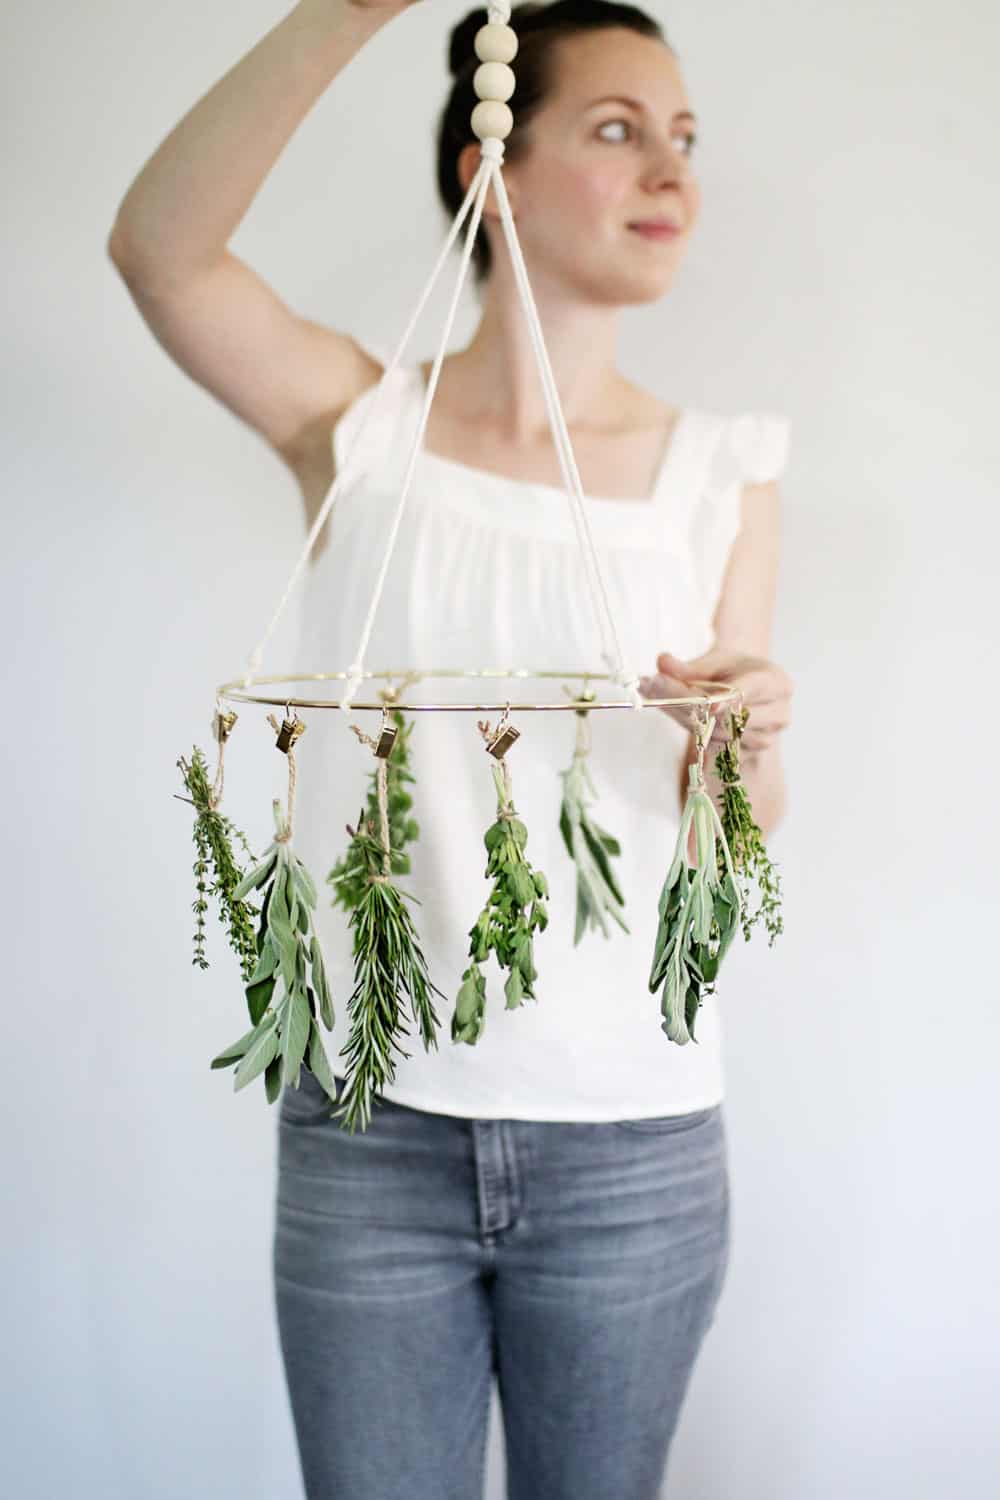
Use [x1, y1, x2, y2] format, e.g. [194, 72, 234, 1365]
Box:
[712, 706, 784, 946]
[208, 713, 338, 1106]
[648, 711, 742, 1046]
[453, 725, 550, 1044]
[176, 739, 259, 983]
[557, 700, 628, 943]
[326, 706, 419, 911]
[332, 720, 444, 1135]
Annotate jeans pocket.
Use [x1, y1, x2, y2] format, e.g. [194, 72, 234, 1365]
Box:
[610, 1104, 720, 1133]
[279, 1064, 338, 1125]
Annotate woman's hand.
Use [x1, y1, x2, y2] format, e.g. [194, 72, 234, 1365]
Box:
[638, 646, 794, 755]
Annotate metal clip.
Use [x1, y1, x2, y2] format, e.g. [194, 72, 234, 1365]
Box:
[374, 708, 398, 760]
[485, 723, 520, 759]
[275, 711, 306, 754]
[213, 708, 238, 744]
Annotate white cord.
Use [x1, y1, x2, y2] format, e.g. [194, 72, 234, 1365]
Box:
[338, 149, 498, 710]
[241, 156, 494, 689]
[489, 160, 642, 708]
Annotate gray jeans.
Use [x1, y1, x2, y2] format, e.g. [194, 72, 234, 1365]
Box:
[273, 1069, 731, 1500]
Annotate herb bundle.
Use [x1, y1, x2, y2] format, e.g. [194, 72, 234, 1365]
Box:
[712, 706, 784, 946]
[209, 795, 338, 1105]
[332, 723, 444, 1135]
[326, 706, 419, 911]
[454, 747, 550, 1044]
[648, 748, 742, 1046]
[176, 743, 259, 983]
[557, 703, 628, 943]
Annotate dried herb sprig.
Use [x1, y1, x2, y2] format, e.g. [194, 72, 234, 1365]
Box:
[712, 706, 784, 946]
[557, 702, 628, 944]
[648, 736, 742, 1046]
[176, 744, 259, 982]
[454, 739, 550, 1045]
[326, 707, 419, 912]
[332, 725, 444, 1135]
[210, 795, 338, 1106]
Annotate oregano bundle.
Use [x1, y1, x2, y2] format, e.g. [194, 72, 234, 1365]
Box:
[453, 756, 550, 1045]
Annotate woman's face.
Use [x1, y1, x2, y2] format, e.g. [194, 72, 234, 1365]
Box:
[475, 27, 701, 305]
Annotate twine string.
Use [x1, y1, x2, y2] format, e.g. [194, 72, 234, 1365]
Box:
[266, 712, 298, 841]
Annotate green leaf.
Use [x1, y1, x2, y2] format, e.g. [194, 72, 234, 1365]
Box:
[233, 1022, 279, 1091]
[210, 1024, 258, 1070]
[307, 1022, 339, 1103]
[281, 985, 311, 1086]
[291, 859, 318, 909]
[232, 850, 276, 903]
[264, 1054, 283, 1104]
[310, 935, 335, 1029]
[245, 972, 275, 1027]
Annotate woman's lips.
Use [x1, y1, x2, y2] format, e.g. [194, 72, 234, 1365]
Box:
[628, 222, 681, 240]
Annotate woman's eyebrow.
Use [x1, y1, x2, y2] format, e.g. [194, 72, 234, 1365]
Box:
[586, 94, 696, 124]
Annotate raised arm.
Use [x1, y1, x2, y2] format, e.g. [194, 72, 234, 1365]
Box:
[107, 0, 417, 502]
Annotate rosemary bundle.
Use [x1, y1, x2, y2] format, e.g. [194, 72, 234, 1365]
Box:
[332, 727, 444, 1135]
[454, 753, 550, 1044]
[176, 744, 259, 983]
[209, 796, 338, 1104]
[712, 706, 784, 946]
[557, 705, 628, 943]
[649, 756, 742, 1046]
[326, 707, 419, 912]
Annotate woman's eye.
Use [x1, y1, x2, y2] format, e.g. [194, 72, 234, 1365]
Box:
[596, 120, 698, 157]
[596, 118, 632, 142]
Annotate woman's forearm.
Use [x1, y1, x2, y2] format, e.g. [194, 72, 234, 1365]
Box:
[108, 0, 391, 288]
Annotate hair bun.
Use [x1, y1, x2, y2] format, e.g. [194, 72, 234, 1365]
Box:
[448, 8, 490, 77]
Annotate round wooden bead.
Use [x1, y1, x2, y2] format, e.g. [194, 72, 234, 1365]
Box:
[471, 99, 514, 141]
[474, 23, 518, 65]
[473, 62, 515, 104]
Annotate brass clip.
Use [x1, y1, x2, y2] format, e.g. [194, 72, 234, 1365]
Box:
[275, 711, 306, 754]
[374, 707, 398, 760]
[213, 708, 238, 743]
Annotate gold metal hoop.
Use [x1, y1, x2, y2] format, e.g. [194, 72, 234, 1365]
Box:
[217, 667, 740, 715]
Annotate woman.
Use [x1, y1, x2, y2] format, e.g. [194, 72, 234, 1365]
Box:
[109, 1, 794, 1495]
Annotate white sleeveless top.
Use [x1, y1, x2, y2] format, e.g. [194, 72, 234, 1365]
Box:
[290, 342, 790, 1121]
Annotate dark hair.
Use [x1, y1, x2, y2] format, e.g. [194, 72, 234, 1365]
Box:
[435, 0, 670, 287]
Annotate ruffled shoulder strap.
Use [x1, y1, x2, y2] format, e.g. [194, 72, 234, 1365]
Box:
[723, 411, 791, 486]
[685, 409, 792, 615]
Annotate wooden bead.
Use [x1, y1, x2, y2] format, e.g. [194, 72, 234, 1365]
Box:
[471, 99, 514, 141]
[474, 61, 515, 104]
[474, 22, 518, 65]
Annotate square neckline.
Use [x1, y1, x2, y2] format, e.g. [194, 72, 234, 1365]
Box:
[408, 363, 691, 509]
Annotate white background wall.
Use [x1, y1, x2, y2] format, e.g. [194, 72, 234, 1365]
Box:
[4, 0, 998, 1495]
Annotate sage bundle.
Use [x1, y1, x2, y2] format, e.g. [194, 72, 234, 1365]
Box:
[176, 736, 259, 983]
[333, 720, 444, 1135]
[648, 713, 742, 1046]
[557, 701, 628, 943]
[326, 706, 419, 911]
[209, 714, 338, 1106]
[454, 726, 550, 1044]
[712, 705, 784, 947]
